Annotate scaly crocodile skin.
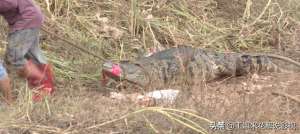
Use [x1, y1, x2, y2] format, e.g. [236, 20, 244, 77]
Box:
[102, 46, 280, 88]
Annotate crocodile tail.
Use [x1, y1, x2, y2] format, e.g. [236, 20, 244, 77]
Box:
[235, 55, 281, 75]
[250, 55, 281, 73]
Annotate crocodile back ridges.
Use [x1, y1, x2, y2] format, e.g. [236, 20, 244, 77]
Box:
[186, 49, 239, 81]
[104, 46, 294, 89]
[187, 50, 281, 81]
[149, 46, 195, 60]
[131, 47, 280, 83]
[133, 57, 185, 87]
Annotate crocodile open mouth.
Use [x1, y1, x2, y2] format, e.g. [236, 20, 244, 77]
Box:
[102, 62, 123, 85]
[102, 60, 152, 87]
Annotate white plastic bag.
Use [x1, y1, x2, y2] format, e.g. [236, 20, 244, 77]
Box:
[145, 89, 179, 104]
[110, 89, 180, 106]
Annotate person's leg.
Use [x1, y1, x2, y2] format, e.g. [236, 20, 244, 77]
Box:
[0, 63, 12, 104]
[6, 29, 44, 80]
[17, 60, 44, 81]
[5, 28, 54, 101]
[25, 29, 55, 101]
[25, 28, 47, 65]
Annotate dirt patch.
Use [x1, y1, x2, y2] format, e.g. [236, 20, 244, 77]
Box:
[1, 72, 299, 133]
[187, 72, 300, 134]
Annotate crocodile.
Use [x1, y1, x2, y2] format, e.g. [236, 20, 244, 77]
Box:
[102, 46, 300, 89]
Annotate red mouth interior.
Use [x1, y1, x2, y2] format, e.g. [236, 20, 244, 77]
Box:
[101, 64, 122, 85]
[110, 64, 122, 76]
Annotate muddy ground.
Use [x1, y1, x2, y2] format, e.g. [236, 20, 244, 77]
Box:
[0, 69, 299, 134]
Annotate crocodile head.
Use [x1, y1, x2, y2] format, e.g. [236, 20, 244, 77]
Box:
[102, 61, 150, 86]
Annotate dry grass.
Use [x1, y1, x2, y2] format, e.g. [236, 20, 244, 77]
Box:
[0, 0, 300, 133]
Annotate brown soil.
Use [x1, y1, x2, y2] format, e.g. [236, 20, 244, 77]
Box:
[1, 71, 299, 134]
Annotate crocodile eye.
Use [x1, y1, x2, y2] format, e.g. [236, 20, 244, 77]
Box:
[256, 57, 262, 65]
[120, 60, 130, 64]
[191, 57, 196, 62]
[241, 55, 252, 64]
